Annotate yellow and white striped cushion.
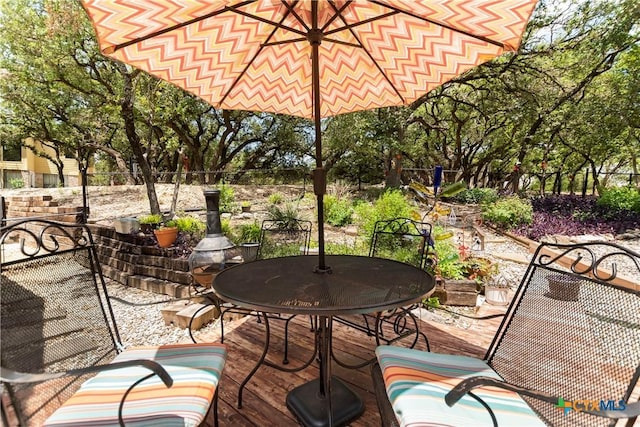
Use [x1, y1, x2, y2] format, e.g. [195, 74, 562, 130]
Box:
[44, 343, 227, 427]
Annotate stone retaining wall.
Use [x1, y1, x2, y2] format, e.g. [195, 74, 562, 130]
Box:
[3, 196, 191, 299]
[4, 195, 83, 223]
[88, 225, 192, 299]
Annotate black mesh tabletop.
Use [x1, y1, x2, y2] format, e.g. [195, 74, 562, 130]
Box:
[212, 255, 435, 316]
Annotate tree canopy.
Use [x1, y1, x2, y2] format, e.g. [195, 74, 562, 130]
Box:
[1, 0, 638, 213]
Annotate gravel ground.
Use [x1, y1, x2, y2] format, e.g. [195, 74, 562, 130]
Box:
[107, 280, 233, 347]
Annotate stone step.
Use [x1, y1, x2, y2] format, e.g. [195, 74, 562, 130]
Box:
[160, 301, 220, 331]
[160, 301, 191, 326]
[176, 303, 219, 330]
[126, 275, 191, 299]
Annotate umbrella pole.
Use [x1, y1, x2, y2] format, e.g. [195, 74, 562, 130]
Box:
[310, 10, 329, 273]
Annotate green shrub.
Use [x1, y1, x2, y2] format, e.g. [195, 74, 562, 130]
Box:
[237, 221, 262, 243]
[219, 183, 235, 213]
[138, 213, 163, 224]
[268, 192, 284, 205]
[324, 195, 354, 226]
[376, 246, 424, 268]
[171, 216, 206, 238]
[596, 186, 640, 213]
[450, 188, 499, 205]
[355, 189, 415, 241]
[9, 178, 24, 189]
[481, 196, 533, 230]
[266, 202, 304, 230]
[432, 237, 465, 280]
[221, 218, 231, 236]
[325, 240, 368, 256]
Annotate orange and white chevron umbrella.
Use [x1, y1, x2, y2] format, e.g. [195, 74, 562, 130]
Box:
[82, 0, 537, 269]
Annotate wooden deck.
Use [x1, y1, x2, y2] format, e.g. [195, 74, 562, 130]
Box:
[212, 305, 506, 427]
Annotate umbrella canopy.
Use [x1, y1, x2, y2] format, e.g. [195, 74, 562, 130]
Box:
[82, 0, 538, 271]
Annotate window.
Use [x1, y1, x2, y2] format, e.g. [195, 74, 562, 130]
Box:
[3, 171, 23, 189]
[43, 174, 59, 188]
[2, 144, 22, 161]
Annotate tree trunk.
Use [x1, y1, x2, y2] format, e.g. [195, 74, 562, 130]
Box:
[56, 162, 65, 187]
[385, 154, 402, 188]
[117, 64, 161, 215]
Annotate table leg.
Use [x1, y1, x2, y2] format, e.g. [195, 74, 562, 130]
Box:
[286, 316, 364, 427]
[237, 312, 271, 408]
[237, 313, 319, 409]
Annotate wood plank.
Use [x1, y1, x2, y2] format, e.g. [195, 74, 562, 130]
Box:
[213, 307, 504, 427]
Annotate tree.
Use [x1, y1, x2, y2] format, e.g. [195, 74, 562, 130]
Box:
[0, 0, 310, 215]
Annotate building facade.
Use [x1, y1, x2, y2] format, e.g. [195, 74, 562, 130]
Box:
[1, 139, 92, 189]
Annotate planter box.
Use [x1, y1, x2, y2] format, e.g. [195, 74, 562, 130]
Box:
[432, 278, 478, 306]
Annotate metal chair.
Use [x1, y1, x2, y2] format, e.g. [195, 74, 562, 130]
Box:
[1, 219, 227, 427]
[368, 217, 433, 269]
[372, 241, 640, 427]
[333, 218, 434, 369]
[257, 218, 313, 260]
[209, 218, 313, 365]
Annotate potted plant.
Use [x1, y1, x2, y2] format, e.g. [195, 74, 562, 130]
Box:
[428, 238, 478, 306]
[428, 231, 500, 306]
[463, 256, 497, 282]
[154, 220, 178, 248]
[545, 273, 581, 301]
[138, 213, 163, 233]
[241, 201, 252, 213]
[236, 221, 261, 261]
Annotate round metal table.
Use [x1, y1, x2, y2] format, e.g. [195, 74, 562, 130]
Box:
[213, 254, 435, 427]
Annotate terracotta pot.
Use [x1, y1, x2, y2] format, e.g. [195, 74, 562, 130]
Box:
[241, 205, 252, 213]
[154, 227, 178, 248]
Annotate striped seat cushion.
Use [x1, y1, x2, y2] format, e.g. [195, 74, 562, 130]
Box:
[44, 343, 227, 427]
[376, 346, 546, 427]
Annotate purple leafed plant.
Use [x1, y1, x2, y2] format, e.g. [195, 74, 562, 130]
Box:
[513, 195, 640, 240]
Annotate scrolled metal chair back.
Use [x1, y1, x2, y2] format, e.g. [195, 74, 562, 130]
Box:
[257, 218, 312, 259]
[1, 219, 121, 426]
[486, 241, 640, 427]
[369, 217, 433, 270]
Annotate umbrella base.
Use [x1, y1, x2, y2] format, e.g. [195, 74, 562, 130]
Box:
[286, 376, 364, 427]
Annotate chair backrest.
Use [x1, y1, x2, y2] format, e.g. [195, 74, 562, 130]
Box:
[1, 219, 122, 426]
[486, 241, 640, 427]
[369, 217, 433, 269]
[257, 218, 312, 259]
